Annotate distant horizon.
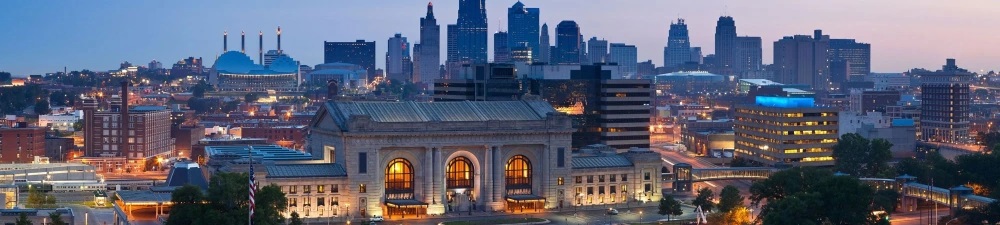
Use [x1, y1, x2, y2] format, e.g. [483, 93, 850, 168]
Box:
[2, 0, 999, 76]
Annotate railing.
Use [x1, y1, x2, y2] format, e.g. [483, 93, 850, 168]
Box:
[690, 167, 776, 182]
[901, 183, 950, 205]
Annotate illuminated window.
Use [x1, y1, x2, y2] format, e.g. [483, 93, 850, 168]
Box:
[446, 156, 474, 189]
[558, 177, 564, 185]
[505, 155, 532, 188]
[384, 158, 413, 199]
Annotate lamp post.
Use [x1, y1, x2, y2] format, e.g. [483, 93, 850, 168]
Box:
[639, 211, 643, 223]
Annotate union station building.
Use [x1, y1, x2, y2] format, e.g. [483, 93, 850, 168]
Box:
[301, 100, 662, 220]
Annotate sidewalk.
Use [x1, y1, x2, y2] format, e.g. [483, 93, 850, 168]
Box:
[377, 202, 660, 223]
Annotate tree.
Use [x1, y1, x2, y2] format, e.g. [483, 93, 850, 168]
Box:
[48, 212, 68, 225]
[751, 167, 891, 225]
[244, 93, 260, 103]
[658, 195, 683, 221]
[26, 186, 56, 208]
[692, 187, 715, 213]
[717, 185, 743, 213]
[166, 173, 287, 225]
[832, 133, 893, 177]
[0, 72, 11, 84]
[288, 212, 303, 225]
[34, 100, 51, 115]
[707, 206, 753, 225]
[190, 81, 214, 98]
[15, 213, 31, 225]
[978, 132, 1000, 153]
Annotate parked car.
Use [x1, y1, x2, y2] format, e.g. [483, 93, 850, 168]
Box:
[370, 215, 384, 222]
[606, 208, 619, 215]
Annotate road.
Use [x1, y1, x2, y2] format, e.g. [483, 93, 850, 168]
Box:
[889, 208, 950, 225]
[310, 205, 698, 225]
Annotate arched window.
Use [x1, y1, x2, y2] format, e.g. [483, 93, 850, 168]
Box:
[505, 155, 532, 189]
[447, 156, 474, 189]
[385, 158, 413, 199]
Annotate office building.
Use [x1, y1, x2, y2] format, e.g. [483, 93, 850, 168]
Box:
[324, 40, 376, 80]
[773, 30, 830, 90]
[920, 59, 972, 143]
[828, 39, 871, 82]
[511, 46, 533, 63]
[434, 63, 523, 101]
[535, 65, 652, 151]
[494, 31, 511, 63]
[446, 0, 488, 65]
[734, 88, 838, 167]
[507, 1, 540, 61]
[714, 16, 737, 75]
[736, 36, 762, 77]
[838, 112, 916, 158]
[663, 19, 692, 69]
[80, 83, 175, 172]
[554, 21, 581, 64]
[0, 123, 45, 163]
[681, 119, 735, 156]
[414, 2, 441, 85]
[538, 23, 551, 63]
[587, 37, 608, 64]
[170, 57, 204, 77]
[386, 34, 413, 82]
[608, 43, 637, 78]
[689, 47, 703, 65]
[848, 90, 901, 113]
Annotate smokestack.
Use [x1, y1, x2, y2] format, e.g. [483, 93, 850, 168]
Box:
[120, 81, 129, 158]
[259, 31, 264, 65]
[241, 31, 246, 53]
[223, 31, 228, 52]
[277, 26, 282, 54]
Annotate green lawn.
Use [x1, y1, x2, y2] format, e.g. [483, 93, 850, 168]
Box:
[630, 219, 696, 225]
[440, 217, 546, 225]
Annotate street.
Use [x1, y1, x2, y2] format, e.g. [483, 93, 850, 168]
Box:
[305, 205, 697, 225]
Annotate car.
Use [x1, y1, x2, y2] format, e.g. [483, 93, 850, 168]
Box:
[370, 215, 384, 222]
[606, 208, 619, 215]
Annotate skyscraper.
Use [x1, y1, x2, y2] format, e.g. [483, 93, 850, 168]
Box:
[828, 39, 871, 82]
[493, 31, 511, 63]
[773, 30, 829, 90]
[608, 43, 638, 78]
[663, 18, 692, 69]
[324, 40, 376, 80]
[587, 37, 608, 64]
[386, 33, 412, 82]
[689, 47, 703, 64]
[447, 0, 488, 64]
[714, 16, 737, 75]
[736, 36, 762, 75]
[414, 2, 440, 84]
[920, 59, 971, 144]
[554, 21, 581, 65]
[538, 23, 551, 63]
[507, 1, 540, 61]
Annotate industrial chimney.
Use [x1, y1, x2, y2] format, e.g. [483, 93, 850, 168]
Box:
[241, 31, 246, 53]
[277, 26, 282, 54]
[119, 81, 129, 158]
[223, 30, 228, 52]
[259, 31, 264, 65]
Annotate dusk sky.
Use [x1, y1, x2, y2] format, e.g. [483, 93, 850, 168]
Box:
[2, 0, 999, 76]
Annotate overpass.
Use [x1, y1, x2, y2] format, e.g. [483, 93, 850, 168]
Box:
[669, 164, 996, 214]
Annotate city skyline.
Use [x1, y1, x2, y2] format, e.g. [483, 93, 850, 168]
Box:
[2, 0, 1000, 76]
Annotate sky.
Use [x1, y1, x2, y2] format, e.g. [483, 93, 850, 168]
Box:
[2, 0, 999, 76]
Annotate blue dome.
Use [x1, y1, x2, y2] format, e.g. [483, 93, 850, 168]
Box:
[269, 55, 298, 73]
[214, 51, 264, 74]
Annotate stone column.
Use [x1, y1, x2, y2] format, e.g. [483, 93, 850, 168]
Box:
[427, 147, 446, 214]
[424, 147, 434, 205]
[481, 145, 491, 207]
[488, 146, 505, 211]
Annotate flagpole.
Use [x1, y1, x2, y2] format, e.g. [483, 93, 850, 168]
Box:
[249, 147, 254, 225]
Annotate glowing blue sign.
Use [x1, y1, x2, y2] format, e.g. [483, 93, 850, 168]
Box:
[755, 96, 815, 108]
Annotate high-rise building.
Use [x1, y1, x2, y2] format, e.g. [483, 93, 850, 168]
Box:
[608, 43, 637, 78]
[734, 87, 838, 167]
[433, 63, 523, 101]
[663, 19, 692, 69]
[511, 46, 533, 63]
[689, 47, 703, 64]
[736, 36, 763, 76]
[80, 83, 174, 171]
[587, 37, 608, 64]
[538, 23, 551, 63]
[447, 0, 488, 64]
[324, 40, 376, 80]
[414, 2, 440, 85]
[714, 16, 737, 75]
[507, 1, 540, 61]
[535, 65, 652, 151]
[554, 21, 581, 65]
[386, 33, 412, 82]
[493, 31, 511, 63]
[828, 39, 871, 82]
[920, 59, 972, 143]
[773, 30, 830, 90]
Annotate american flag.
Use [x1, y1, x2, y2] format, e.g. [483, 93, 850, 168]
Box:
[249, 162, 256, 225]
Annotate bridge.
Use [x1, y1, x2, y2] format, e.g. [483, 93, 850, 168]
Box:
[668, 163, 996, 214]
